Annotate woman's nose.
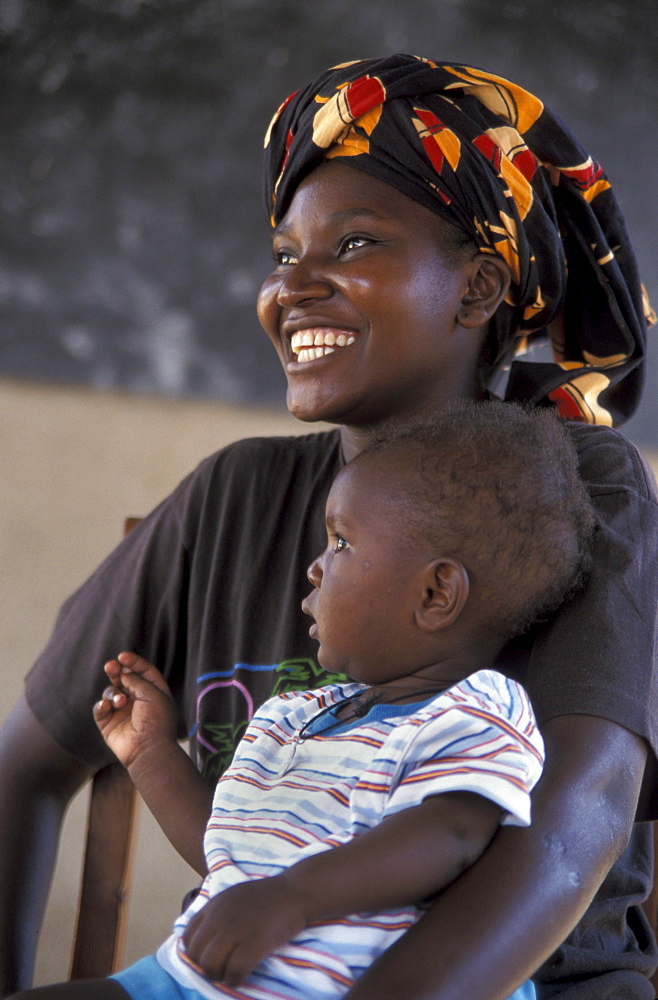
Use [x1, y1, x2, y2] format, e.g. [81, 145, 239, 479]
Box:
[307, 554, 323, 587]
[276, 257, 333, 308]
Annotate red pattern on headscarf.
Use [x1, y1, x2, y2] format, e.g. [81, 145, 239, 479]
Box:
[263, 55, 651, 426]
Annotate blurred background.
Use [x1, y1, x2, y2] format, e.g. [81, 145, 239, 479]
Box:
[1, 0, 656, 442]
[0, 0, 656, 985]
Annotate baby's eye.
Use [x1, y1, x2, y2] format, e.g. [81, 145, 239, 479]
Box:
[334, 535, 350, 552]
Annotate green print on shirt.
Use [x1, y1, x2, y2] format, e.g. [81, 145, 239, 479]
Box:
[271, 656, 346, 696]
[196, 657, 347, 783]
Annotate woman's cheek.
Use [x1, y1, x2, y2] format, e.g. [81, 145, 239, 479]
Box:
[256, 275, 281, 342]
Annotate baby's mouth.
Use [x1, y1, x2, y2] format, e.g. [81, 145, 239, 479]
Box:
[301, 595, 318, 639]
[290, 328, 356, 364]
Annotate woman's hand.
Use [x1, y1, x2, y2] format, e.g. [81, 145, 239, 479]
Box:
[181, 878, 307, 986]
[93, 651, 178, 768]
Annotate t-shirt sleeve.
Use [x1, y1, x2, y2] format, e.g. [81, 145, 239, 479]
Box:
[376, 672, 544, 828]
[23, 431, 342, 777]
[524, 424, 658, 817]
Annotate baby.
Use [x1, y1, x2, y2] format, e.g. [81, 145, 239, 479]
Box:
[13, 401, 595, 1000]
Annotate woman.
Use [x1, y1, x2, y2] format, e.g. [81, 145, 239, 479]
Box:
[1, 55, 656, 999]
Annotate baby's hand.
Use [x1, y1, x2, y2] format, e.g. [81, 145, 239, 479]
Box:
[93, 652, 178, 769]
[181, 878, 306, 986]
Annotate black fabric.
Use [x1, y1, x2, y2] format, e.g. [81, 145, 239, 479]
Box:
[535, 823, 657, 997]
[27, 431, 343, 781]
[263, 54, 653, 427]
[505, 422, 658, 819]
[25, 425, 658, 996]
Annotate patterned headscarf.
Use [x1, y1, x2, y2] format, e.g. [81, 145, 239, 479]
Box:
[263, 54, 653, 426]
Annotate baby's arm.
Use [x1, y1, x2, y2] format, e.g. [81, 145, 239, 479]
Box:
[94, 651, 212, 875]
[182, 789, 502, 985]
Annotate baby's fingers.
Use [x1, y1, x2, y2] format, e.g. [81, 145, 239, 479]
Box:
[99, 682, 129, 708]
[93, 697, 111, 722]
[93, 694, 122, 729]
[112, 668, 165, 705]
[116, 651, 172, 697]
[103, 658, 124, 688]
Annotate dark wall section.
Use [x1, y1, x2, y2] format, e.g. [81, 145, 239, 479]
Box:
[0, 0, 656, 444]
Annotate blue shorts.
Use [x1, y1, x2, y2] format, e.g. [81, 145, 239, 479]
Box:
[112, 953, 536, 1000]
[512, 983, 536, 1000]
[111, 955, 201, 1000]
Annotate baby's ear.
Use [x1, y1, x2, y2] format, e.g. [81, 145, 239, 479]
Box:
[415, 558, 470, 632]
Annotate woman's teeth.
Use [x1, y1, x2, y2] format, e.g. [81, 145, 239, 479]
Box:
[291, 329, 356, 363]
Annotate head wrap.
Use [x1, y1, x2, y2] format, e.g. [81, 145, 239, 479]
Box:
[263, 54, 653, 426]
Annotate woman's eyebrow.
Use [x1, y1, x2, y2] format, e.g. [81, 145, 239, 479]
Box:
[274, 207, 388, 239]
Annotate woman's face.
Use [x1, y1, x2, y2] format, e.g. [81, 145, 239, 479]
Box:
[257, 161, 486, 431]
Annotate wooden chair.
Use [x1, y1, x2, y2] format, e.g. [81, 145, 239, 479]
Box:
[69, 763, 138, 978]
[69, 517, 142, 980]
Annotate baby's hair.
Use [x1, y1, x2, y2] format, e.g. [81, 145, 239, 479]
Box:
[360, 401, 596, 640]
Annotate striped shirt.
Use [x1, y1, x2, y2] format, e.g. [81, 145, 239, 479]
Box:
[157, 669, 544, 999]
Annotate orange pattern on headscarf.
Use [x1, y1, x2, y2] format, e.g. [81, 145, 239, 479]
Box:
[411, 108, 462, 175]
[444, 65, 544, 134]
[476, 127, 536, 220]
[325, 105, 383, 159]
[554, 159, 611, 203]
[312, 76, 386, 148]
[475, 212, 522, 288]
[548, 372, 613, 426]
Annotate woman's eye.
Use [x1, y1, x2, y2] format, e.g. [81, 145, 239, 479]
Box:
[272, 248, 298, 266]
[334, 535, 350, 552]
[339, 235, 372, 254]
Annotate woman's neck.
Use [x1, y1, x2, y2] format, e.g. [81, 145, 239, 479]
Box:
[339, 425, 378, 463]
[338, 389, 486, 463]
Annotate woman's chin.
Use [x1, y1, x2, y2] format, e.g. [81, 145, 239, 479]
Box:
[286, 387, 343, 425]
[285, 379, 376, 429]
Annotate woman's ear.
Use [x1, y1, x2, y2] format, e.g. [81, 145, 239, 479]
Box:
[415, 558, 470, 633]
[457, 255, 511, 329]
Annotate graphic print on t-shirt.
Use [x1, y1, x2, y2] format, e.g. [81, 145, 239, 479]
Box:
[193, 657, 346, 782]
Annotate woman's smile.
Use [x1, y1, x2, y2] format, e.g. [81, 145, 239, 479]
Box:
[289, 327, 357, 364]
[257, 160, 488, 434]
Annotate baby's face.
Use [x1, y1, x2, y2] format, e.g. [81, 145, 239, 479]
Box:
[302, 455, 430, 686]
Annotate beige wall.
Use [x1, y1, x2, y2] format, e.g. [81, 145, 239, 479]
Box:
[1, 376, 656, 984]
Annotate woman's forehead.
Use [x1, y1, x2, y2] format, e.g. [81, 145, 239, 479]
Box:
[283, 161, 404, 213]
[277, 160, 455, 240]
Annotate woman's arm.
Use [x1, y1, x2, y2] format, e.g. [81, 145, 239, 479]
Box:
[343, 714, 647, 1000]
[0, 697, 91, 998]
[181, 789, 502, 985]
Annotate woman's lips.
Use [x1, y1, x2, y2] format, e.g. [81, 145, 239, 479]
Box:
[290, 328, 357, 364]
